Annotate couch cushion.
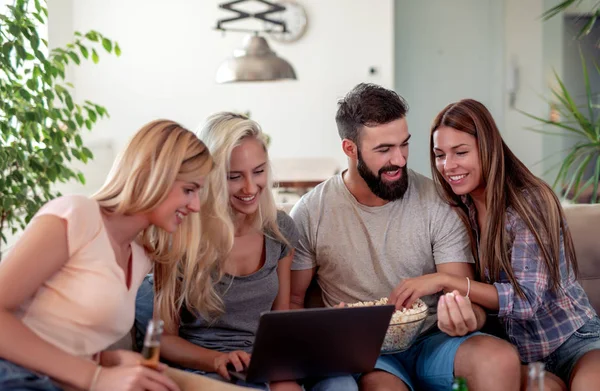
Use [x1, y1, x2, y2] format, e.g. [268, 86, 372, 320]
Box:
[563, 204, 600, 315]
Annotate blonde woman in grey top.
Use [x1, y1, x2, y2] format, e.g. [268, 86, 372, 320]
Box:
[137, 113, 301, 391]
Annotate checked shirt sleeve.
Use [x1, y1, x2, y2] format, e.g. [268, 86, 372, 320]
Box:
[494, 212, 550, 319]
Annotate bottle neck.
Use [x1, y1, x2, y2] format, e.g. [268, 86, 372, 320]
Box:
[527, 362, 545, 391]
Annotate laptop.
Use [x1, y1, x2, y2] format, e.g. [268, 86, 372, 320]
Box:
[227, 305, 395, 383]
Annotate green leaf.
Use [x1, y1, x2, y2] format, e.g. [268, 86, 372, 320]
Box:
[65, 94, 74, 111]
[67, 51, 80, 65]
[114, 43, 121, 56]
[75, 114, 84, 128]
[32, 12, 44, 24]
[579, 14, 598, 38]
[85, 31, 99, 42]
[542, 0, 579, 21]
[565, 152, 592, 200]
[2, 43, 13, 59]
[102, 38, 112, 53]
[78, 44, 89, 59]
[91, 48, 99, 64]
[88, 110, 97, 122]
[82, 147, 93, 159]
[591, 155, 600, 203]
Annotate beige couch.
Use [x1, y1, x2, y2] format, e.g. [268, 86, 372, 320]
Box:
[564, 203, 600, 314]
[110, 204, 600, 388]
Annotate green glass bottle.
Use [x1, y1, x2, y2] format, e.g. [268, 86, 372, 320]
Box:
[452, 377, 469, 391]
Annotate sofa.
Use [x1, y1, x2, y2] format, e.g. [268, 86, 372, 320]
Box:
[563, 203, 600, 314]
[110, 204, 600, 389]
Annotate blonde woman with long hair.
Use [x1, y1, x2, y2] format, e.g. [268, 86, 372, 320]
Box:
[0, 120, 212, 391]
[136, 113, 301, 390]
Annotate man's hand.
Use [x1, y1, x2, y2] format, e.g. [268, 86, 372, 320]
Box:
[437, 291, 478, 336]
[213, 350, 251, 380]
[389, 273, 446, 309]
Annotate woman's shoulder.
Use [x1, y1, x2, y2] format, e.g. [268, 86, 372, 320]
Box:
[275, 210, 299, 239]
[36, 194, 102, 225]
[506, 186, 558, 229]
[275, 209, 294, 227]
[39, 194, 99, 213]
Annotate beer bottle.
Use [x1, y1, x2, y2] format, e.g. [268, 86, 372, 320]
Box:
[452, 377, 468, 391]
[527, 362, 545, 391]
[140, 319, 164, 369]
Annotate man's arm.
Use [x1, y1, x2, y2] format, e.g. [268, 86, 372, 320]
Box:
[290, 268, 316, 310]
[288, 197, 318, 310]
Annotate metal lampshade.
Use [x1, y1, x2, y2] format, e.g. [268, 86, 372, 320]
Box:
[215, 34, 297, 83]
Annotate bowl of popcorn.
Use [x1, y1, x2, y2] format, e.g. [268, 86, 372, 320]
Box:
[348, 297, 429, 354]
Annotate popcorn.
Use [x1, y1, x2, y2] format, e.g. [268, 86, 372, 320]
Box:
[348, 297, 428, 353]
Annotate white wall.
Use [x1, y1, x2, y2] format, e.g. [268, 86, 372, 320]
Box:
[2, 0, 393, 252]
[394, 0, 505, 176]
[51, 0, 394, 182]
[391, 0, 574, 181]
[503, 0, 547, 177]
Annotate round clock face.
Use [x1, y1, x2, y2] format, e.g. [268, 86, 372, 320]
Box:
[264, 0, 308, 43]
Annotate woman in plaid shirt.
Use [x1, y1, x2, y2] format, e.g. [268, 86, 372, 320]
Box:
[390, 99, 600, 390]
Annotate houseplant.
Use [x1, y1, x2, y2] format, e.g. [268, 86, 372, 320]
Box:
[0, 0, 120, 257]
[520, 0, 600, 204]
[542, 0, 600, 39]
[521, 51, 600, 203]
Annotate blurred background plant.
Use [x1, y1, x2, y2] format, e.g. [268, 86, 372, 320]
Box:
[0, 0, 120, 258]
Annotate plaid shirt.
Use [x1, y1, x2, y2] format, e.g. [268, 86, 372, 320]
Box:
[464, 197, 596, 363]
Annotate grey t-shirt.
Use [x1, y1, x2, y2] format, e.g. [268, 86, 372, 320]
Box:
[178, 211, 300, 353]
[135, 211, 299, 355]
[290, 169, 473, 332]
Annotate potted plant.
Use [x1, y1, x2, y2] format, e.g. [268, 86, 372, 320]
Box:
[521, 51, 600, 204]
[0, 0, 120, 258]
[520, 0, 600, 204]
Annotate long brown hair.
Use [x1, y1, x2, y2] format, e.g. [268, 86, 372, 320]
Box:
[429, 99, 578, 296]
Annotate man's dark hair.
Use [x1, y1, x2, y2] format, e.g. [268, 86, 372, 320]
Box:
[335, 83, 409, 144]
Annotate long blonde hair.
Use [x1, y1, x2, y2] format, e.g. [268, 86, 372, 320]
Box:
[92, 119, 213, 332]
[188, 112, 289, 320]
[429, 99, 578, 297]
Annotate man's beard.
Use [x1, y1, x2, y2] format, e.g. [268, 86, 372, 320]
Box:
[357, 149, 409, 201]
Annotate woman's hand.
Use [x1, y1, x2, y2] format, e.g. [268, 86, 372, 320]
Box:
[389, 273, 446, 309]
[437, 291, 478, 336]
[213, 350, 251, 380]
[94, 365, 180, 391]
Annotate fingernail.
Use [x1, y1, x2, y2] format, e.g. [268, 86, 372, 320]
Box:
[446, 292, 454, 298]
[439, 296, 446, 305]
[456, 295, 464, 303]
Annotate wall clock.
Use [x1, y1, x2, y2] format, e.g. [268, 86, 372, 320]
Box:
[265, 0, 308, 43]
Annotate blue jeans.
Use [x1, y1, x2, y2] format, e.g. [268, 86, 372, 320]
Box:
[543, 315, 600, 383]
[302, 375, 358, 391]
[0, 359, 63, 391]
[369, 328, 482, 391]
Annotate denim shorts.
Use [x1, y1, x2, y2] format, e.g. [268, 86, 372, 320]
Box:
[0, 358, 63, 391]
[543, 315, 600, 383]
[369, 328, 482, 391]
